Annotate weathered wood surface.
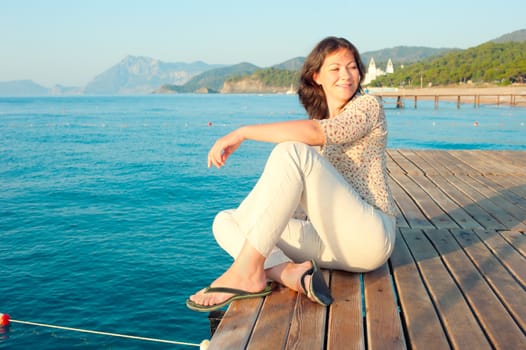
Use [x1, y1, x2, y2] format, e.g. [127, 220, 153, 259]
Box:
[209, 150, 526, 349]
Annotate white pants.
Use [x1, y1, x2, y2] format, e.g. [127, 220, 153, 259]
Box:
[212, 142, 396, 272]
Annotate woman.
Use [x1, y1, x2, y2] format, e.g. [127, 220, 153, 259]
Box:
[186, 36, 397, 312]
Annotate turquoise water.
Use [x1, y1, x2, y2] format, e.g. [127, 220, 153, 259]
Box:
[0, 95, 524, 349]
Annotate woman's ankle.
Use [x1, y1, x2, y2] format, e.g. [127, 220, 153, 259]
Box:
[266, 261, 312, 292]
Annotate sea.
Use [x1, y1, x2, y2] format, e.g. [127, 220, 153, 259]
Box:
[0, 94, 524, 349]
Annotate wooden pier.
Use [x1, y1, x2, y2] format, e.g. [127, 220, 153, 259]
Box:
[207, 150, 526, 349]
[372, 91, 526, 108]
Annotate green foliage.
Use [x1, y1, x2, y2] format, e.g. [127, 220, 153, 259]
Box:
[370, 42, 526, 87]
[184, 62, 259, 91]
[227, 67, 299, 87]
[254, 68, 300, 86]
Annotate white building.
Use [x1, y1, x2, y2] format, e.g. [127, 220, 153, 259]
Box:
[363, 58, 394, 85]
[386, 59, 394, 74]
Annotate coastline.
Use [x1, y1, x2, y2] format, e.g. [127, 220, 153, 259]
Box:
[369, 85, 526, 107]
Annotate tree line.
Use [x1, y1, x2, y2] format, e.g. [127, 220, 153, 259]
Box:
[370, 42, 526, 87]
[226, 67, 300, 87]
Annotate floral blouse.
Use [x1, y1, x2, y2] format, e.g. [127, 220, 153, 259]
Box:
[317, 92, 396, 216]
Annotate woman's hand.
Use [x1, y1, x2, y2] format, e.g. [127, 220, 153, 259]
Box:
[208, 129, 244, 168]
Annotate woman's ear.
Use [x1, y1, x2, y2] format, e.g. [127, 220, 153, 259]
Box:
[313, 72, 321, 86]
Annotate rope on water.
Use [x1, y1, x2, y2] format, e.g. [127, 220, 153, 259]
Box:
[1, 314, 209, 349]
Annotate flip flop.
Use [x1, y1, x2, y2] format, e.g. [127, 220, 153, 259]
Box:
[300, 260, 333, 306]
[186, 284, 272, 312]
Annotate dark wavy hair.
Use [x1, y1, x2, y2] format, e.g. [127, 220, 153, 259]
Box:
[298, 37, 365, 120]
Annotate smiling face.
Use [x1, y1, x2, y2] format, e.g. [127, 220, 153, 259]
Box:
[313, 48, 360, 117]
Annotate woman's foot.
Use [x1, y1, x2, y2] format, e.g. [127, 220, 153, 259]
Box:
[267, 260, 333, 306]
[187, 261, 268, 310]
[299, 260, 333, 305]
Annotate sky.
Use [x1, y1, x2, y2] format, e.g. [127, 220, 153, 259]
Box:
[1, 0, 524, 87]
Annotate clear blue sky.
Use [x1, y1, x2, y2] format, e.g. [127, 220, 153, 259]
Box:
[1, 0, 524, 87]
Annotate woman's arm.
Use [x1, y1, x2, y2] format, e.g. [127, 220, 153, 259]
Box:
[208, 119, 324, 168]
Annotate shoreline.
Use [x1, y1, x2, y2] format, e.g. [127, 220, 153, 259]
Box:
[369, 85, 526, 107]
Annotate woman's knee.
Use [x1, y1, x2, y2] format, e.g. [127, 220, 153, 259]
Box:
[271, 141, 311, 157]
[212, 210, 244, 258]
[269, 142, 317, 173]
[212, 210, 234, 242]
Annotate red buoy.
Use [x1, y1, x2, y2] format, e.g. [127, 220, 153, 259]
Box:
[0, 313, 10, 326]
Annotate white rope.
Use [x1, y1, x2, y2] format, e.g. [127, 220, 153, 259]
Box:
[8, 318, 208, 348]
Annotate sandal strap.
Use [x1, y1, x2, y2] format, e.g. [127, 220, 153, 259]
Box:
[300, 267, 315, 295]
[204, 286, 269, 296]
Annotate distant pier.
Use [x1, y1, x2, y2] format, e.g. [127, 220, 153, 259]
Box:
[369, 89, 526, 108]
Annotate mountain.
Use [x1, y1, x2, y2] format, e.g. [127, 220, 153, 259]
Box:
[272, 57, 305, 71]
[155, 62, 259, 93]
[3, 29, 523, 96]
[154, 48, 455, 94]
[83, 56, 224, 95]
[490, 29, 526, 43]
[0, 80, 49, 96]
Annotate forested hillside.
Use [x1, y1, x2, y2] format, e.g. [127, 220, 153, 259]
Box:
[371, 42, 526, 87]
[226, 68, 300, 88]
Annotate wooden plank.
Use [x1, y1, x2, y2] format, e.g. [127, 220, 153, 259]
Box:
[393, 201, 411, 229]
[386, 150, 407, 175]
[473, 151, 525, 175]
[448, 150, 500, 175]
[466, 150, 525, 175]
[480, 175, 526, 210]
[445, 174, 519, 230]
[386, 178, 410, 228]
[500, 230, 526, 257]
[449, 150, 498, 175]
[326, 271, 364, 350]
[424, 174, 485, 229]
[247, 284, 297, 350]
[388, 175, 434, 229]
[412, 150, 450, 173]
[399, 149, 440, 176]
[415, 150, 452, 176]
[401, 228, 491, 349]
[208, 297, 264, 350]
[388, 149, 423, 176]
[459, 175, 526, 231]
[451, 229, 526, 333]
[493, 175, 526, 199]
[364, 263, 406, 349]
[407, 172, 474, 229]
[509, 176, 526, 197]
[473, 229, 526, 288]
[390, 229, 450, 349]
[468, 174, 526, 229]
[438, 174, 507, 230]
[285, 271, 329, 350]
[426, 229, 526, 349]
[498, 150, 526, 170]
[483, 151, 522, 173]
[426, 150, 478, 176]
[394, 173, 456, 229]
